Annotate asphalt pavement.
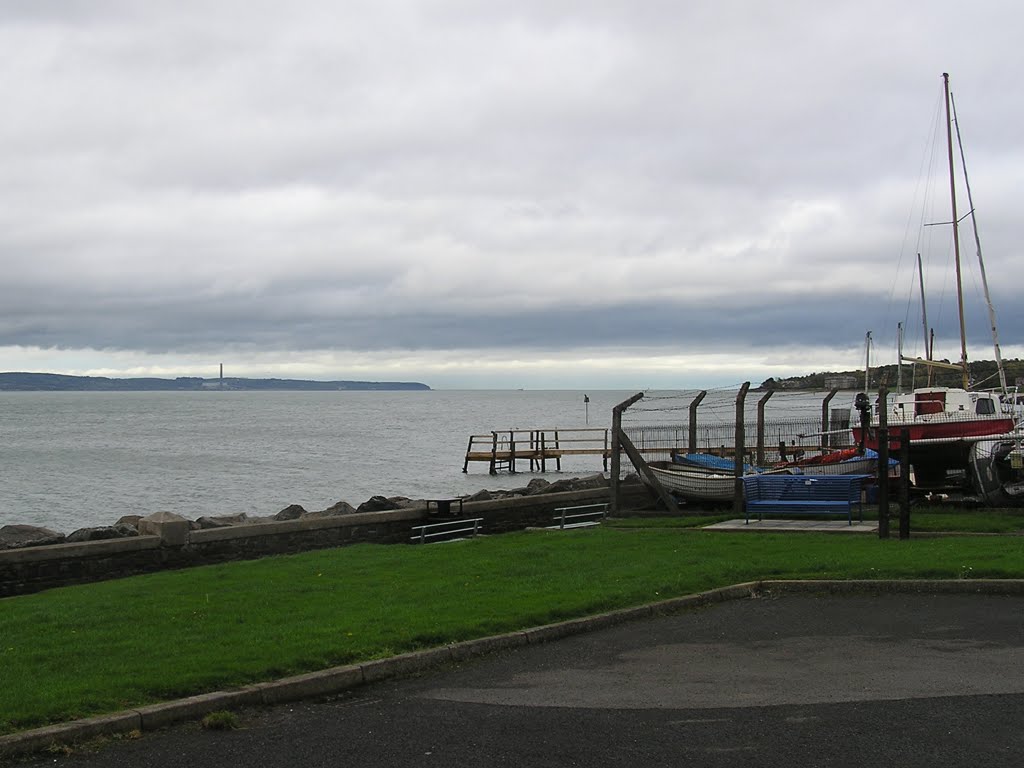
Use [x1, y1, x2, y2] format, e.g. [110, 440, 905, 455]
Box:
[10, 591, 1024, 768]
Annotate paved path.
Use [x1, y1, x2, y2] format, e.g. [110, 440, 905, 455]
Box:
[14, 593, 1024, 767]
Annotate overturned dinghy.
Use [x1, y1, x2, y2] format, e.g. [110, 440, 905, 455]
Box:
[968, 438, 1024, 506]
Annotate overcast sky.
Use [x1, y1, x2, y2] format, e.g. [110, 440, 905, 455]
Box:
[1, 1, 1022, 389]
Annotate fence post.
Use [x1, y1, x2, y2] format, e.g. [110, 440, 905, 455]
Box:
[756, 390, 774, 466]
[877, 386, 890, 539]
[821, 389, 838, 450]
[688, 390, 707, 453]
[899, 427, 911, 539]
[611, 392, 661, 513]
[733, 382, 750, 517]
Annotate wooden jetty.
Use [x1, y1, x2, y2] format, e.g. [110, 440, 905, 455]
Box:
[463, 428, 611, 474]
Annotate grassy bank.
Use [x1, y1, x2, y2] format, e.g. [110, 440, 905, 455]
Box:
[3, 526, 1024, 734]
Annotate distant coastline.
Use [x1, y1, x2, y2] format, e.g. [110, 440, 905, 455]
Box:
[0, 372, 430, 392]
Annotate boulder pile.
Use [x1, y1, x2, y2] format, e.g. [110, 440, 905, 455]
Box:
[0, 473, 625, 550]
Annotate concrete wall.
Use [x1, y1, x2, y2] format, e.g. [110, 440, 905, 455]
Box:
[0, 485, 652, 598]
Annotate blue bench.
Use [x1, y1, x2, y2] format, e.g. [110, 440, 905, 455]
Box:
[742, 474, 871, 525]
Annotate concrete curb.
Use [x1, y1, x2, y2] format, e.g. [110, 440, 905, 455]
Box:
[3, 578, 1023, 760]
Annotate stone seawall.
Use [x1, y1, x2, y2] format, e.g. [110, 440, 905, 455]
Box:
[0, 485, 653, 598]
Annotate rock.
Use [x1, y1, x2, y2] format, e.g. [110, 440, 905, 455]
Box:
[306, 500, 358, 518]
[115, 515, 142, 529]
[530, 474, 609, 495]
[533, 478, 577, 494]
[466, 489, 493, 502]
[572, 473, 611, 490]
[273, 504, 306, 521]
[196, 513, 249, 529]
[386, 496, 416, 508]
[66, 524, 139, 543]
[356, 495, 401, 513]
[524, 478, 550, 494]
[0, 524, 65, 550]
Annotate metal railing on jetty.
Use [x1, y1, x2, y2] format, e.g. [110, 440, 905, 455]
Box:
[463, 428, 611, 474]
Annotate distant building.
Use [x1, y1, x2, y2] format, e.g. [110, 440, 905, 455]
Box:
[824, 375, 858, 390]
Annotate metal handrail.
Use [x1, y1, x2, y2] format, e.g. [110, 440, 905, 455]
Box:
[410, 517, 484, 544]
[549, 503, 608, 530]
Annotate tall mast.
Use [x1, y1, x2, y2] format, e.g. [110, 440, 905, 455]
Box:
[943, 72, 970, 389]
[951, 90, 1008, 394]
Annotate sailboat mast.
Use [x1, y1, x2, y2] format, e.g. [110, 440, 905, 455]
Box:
[917, 252, 933, 386]
[942, 72, 970, 389]
[951, 90, 1008, 394]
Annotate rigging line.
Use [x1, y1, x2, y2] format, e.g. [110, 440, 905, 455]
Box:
[888, 89, 947, 356]
[951, 89, 1006, 393]
[909, 93, 950, 355]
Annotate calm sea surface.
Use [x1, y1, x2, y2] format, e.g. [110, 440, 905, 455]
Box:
[0, 389, 844, 533]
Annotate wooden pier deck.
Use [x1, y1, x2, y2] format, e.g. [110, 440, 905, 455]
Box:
[463, 428, 612, 474]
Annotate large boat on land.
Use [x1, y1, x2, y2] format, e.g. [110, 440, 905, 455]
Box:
[850, 73, 1019, 489]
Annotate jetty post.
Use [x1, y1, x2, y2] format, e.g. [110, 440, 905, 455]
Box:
[733, 382, 750, 517]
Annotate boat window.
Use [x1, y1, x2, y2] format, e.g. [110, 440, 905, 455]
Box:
[976, 398, 996, 415]
[915, 392, 945, 416]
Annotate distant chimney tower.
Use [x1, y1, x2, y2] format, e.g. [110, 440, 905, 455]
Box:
[220, 363, 224, 384]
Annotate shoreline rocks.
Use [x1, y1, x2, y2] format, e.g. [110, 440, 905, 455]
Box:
[0, 473, 627, 551]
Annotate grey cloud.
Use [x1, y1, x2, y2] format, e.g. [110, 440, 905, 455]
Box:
[0, 1, 1022, 382]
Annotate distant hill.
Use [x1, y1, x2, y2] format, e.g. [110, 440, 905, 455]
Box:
[0, 373, 431, 392]
[759, 358, 1024, 391]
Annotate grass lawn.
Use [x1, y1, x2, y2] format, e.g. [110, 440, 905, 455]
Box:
[606, 507, 1024, 534]
[3, 526, 1024, 734]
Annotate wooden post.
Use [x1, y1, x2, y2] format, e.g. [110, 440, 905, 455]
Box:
[821, 389, 838, 450]
[554, 430, 561, 471]
[756, 390, 774, 466]
[489, 431, 498, 475]
[733, 382, 750, 517]
[619, 428, 681, 514]
[540, 432, 547, 473]
[899, 427, 911, 539]
[463, 436, 474, 473]
[603, 429, 609, 472]
[509, 430, 517, 474]
[688, 390, 707, 453]
[610, 392, 645, 514]
[877, 387, 890, 538]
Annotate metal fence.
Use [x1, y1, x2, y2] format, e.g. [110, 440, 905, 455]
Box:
[622, 415, 853, 468]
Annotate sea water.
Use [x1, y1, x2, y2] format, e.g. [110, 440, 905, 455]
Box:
[0, 388, 847, 533]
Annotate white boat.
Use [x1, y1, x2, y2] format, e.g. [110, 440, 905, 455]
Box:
[646, 461, 796, 502]
[646, 464, 740, 501]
